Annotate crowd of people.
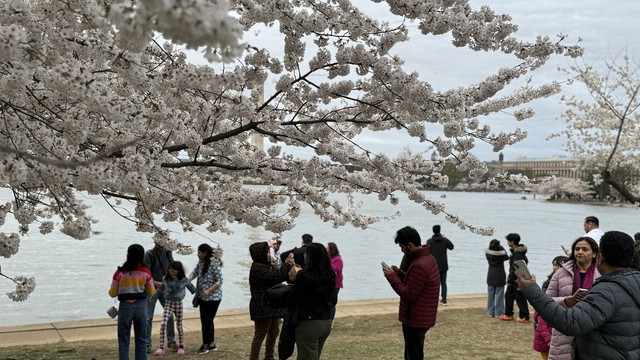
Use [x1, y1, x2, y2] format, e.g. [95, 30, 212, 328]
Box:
[380, 217, 640, 360]
[482, 216, 640, 360]
[108, 234, 343, 360]
[107, 215, 640, 360]
[109, 242, 223, 360]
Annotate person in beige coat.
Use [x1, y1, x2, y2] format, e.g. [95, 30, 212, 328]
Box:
[545, 236, 600, 360]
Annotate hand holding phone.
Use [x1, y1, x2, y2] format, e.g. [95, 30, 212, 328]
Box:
[573, 288, 588, 300]
[381, 261, 390, 269]
[513, 260, 531, 280]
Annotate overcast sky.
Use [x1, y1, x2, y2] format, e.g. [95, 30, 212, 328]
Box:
[417, 0, 640, 162]
[348, 0, 640, 162]
[189, 0, 640, 162]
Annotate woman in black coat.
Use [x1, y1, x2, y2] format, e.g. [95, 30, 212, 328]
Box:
[249, 241, 294, 360]
[485, 239, 509, 317]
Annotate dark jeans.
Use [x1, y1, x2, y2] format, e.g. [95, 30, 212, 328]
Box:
[199, 299, 221, 346]
[504, 283, 529, 319]
[402, 323, 429, 360]
[439, 271, 448, 303]
[329, 288, 341, 320]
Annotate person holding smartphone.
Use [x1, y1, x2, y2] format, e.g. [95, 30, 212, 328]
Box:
[383, 226, 440, 360]
[517, 231, 640, 360]
[544, 236, 600, 360]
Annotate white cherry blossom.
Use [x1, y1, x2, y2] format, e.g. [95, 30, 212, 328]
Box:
[0, 0, 582, 300]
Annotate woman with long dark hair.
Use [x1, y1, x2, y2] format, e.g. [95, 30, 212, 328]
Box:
[286, 243, 337, 360]
[545, 236, 600, 360]
[109, 244, 155, 360]
[188, 243, 223, 354]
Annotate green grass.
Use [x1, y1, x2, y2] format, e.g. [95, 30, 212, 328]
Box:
[0, 308, 537, 359]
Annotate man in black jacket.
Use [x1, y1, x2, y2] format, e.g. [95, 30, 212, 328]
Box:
[499, 233, 530, 323]
[280, 233, 313, 267]
[426, 225, 454, 305]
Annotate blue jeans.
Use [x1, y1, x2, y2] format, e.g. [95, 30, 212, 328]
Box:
[439, 271, 447, 303]
[118, 299, 148, 360]
[146, 291, 174, 349]
[402, 323, 429, 360]
[487, 285, 505, 317]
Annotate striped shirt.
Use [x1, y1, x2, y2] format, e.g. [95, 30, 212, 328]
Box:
[109, 265, 155, 301]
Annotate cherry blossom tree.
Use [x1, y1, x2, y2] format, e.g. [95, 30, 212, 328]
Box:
[535, 176, 591, 200]
[553, 53, 640, 204]
[0, 0, 581, 300]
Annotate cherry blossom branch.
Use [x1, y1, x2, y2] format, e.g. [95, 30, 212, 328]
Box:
[0, 137, 143, 169]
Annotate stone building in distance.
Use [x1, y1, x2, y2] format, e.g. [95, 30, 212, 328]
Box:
[486, 153, 584, 180]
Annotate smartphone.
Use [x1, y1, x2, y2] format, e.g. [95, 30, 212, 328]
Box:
[574, 288, 588, 297]
[513, 260, 531, 280]
[381, 261, 390, 269]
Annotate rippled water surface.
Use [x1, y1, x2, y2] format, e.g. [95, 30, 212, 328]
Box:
[1, 189, 638, 326]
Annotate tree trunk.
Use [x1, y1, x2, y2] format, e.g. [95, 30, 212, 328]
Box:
[602, 170, 640, 204]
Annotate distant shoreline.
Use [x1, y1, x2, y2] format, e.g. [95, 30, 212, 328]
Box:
[544, 198, 637, 207]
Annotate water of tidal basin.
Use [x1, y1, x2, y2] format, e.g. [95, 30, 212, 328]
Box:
[1, 189, 638, 326]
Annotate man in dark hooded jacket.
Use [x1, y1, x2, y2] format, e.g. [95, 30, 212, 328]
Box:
[426, 225, 454, 305]
[517, 231, 640, 360]
[500, 233, 530, 322]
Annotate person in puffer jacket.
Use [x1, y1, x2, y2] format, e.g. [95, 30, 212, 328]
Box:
[545, 237, 600, 360]
[518, 231, 640, 360]
[534, 255, 568, 360]
[485, 239, 509, 317]
[500, 233, 530, 322]
[384, 226, 440, 360]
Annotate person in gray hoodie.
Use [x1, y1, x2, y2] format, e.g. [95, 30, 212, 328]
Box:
[517, 231, 640, 360]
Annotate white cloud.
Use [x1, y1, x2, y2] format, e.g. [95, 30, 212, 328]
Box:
[186, 0, 640, 162]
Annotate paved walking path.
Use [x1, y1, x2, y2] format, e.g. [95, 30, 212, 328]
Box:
[0, 294, 486, 347]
